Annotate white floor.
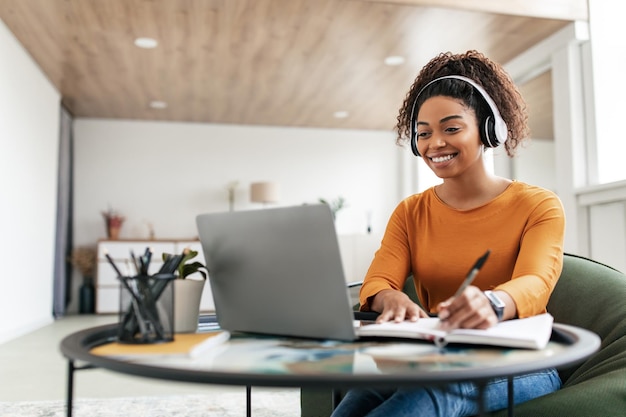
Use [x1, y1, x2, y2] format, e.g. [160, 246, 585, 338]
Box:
[0, 315, 249, 402]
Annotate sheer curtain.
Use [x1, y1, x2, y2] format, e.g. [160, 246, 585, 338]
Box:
[52, 106, 73, 317]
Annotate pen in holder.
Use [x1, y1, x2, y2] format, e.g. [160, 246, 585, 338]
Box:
[117, 273, 175, 344]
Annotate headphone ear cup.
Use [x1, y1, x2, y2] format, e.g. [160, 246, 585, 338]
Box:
[410, 119, 421, 156]
[411, 133, 420, 156]
[482, 116, 500, 148]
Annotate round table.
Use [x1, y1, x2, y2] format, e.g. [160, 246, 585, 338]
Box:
[61, 322, 600, 417]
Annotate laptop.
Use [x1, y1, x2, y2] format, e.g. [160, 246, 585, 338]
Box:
[195, 204, 365, 341]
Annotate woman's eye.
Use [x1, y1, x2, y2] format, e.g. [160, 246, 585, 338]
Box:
[445, 127, 460, 133]
[417, 131, 431, 138]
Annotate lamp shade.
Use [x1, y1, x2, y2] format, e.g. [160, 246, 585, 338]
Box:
[250, 182, 279, 204]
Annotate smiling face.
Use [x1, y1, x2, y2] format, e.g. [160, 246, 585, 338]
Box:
[416, 96, 485, 180]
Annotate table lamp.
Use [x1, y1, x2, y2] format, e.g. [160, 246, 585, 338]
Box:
[250, 182, 280, 207]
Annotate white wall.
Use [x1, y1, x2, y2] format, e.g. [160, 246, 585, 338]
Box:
[0, 19, 60, 343]
[511, 139, 556, 192]
[73, 120, 400, 244]
[71, 120, 401, 311]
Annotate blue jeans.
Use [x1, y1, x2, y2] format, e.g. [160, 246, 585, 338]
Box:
[330, 368, 561, 417]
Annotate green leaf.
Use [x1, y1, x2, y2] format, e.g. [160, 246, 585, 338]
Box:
[181, 261, 208, 280]
[162, 249, 208, 279]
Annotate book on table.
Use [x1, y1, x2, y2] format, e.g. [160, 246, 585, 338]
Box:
[90, 331, 230, 359]
[356, 313, 554, 349]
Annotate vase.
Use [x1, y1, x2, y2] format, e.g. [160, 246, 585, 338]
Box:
[104, 216, 124, 240]
[173, 278, 205, 333]
[79, 279, 95, 314]
[108, 225, 121, 240]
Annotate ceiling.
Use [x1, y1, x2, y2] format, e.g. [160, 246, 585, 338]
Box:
[0, 0, 585, 131]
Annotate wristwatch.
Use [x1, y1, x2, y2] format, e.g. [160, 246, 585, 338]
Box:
[484, 290, 505, 321]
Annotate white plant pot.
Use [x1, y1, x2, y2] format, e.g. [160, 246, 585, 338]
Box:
[173, 278, 205, 333]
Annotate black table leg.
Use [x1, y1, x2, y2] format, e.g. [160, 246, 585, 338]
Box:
[476, 381, 487, 417]
[246, 385, 251, 417]
[66, 360, 75, 417]
[479, 377, 515, 417]
[507, 376, 514, 417]
[65, 360, 97, 417]
[332, 389, 342, 410]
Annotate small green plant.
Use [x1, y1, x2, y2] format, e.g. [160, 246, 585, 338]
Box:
[319, 196, 347, 220]
[162, 248, 208, 280]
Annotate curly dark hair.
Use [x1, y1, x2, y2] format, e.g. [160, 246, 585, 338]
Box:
[396, 50, 529, 157]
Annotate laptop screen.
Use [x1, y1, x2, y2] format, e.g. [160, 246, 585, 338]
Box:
[196, 204, 358, 341]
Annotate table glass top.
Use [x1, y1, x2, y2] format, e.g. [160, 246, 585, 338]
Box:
[91, 331, 577, 379]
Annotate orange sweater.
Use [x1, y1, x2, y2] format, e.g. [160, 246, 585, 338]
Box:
[359, 181, 565, 318]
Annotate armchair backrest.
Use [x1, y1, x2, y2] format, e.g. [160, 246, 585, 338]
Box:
[547, 253, 626, 385]
[402, 275, 420, 307]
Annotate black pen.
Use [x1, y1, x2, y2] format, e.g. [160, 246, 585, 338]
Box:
[129, 250, 140, 275]
[140, 247, 152, 275]
[452, 249, 491, 298]
[103, 249, 124, 277]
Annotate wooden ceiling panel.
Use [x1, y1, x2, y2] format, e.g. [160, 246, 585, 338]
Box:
[0, 0, 571, 130]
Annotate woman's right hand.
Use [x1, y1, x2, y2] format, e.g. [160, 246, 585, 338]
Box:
[371, 289, 429, 323]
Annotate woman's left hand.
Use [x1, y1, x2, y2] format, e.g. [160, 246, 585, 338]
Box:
[435, 285, 498, 330]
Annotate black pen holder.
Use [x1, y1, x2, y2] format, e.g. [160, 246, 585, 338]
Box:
[117, 274, 175, 344]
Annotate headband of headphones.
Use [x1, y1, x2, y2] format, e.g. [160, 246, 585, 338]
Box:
[409, 75, 508, 156]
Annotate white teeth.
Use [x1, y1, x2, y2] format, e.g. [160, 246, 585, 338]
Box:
[431, 154, 455, 163]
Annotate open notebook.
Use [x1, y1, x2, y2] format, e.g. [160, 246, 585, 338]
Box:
[357, 313, 554, 349]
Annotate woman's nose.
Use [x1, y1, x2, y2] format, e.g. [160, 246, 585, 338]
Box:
[430, 134, 446, 148]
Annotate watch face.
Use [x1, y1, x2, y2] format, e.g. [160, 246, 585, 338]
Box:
[485, 291, 505, 320]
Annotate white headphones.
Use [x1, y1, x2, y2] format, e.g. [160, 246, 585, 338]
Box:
[409, 75, 508, 156]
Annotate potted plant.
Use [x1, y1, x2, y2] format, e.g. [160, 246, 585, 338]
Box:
[163, 248, 208, 333]
[171, 248, 208, 280]
[102, 207, 125, 240]
[69, 246, 97, 314]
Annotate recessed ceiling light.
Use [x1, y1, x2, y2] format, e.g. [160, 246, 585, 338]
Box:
[333, 111, 349, 119]
[149, 100, 168, 109]
[384, 55, 405, 66]
[134, 37, 158, 49]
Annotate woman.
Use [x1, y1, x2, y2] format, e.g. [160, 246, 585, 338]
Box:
[331, 50, 565, 417]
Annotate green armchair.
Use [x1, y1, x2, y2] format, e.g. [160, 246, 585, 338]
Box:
[301, 253, 626, 416]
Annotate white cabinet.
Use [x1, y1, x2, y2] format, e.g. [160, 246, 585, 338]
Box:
[95, 239, 215, 314]
[95, 235, 379, 314]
